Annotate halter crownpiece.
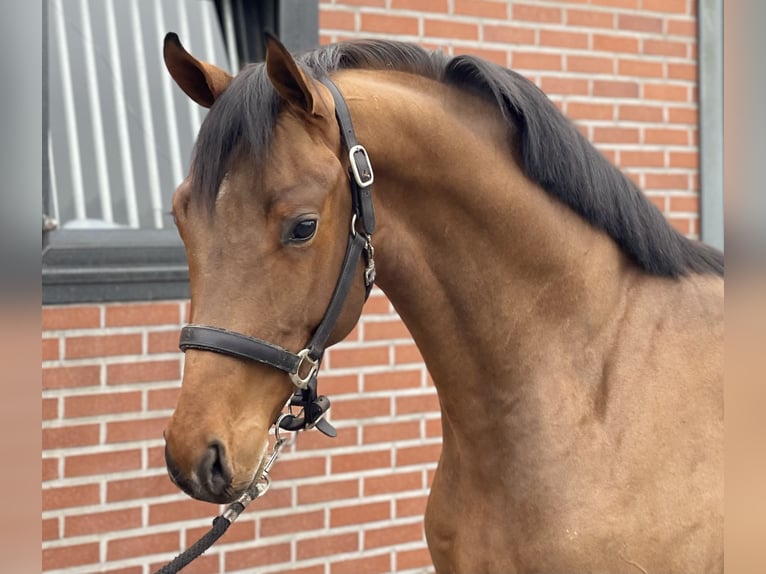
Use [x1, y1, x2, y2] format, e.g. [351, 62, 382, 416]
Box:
[179, 76, 376, 438]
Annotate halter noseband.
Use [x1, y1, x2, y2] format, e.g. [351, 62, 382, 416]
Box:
[178, 77, 375, 438]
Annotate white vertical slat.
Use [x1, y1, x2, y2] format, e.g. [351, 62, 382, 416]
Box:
[47, 132, 60, 223]
[130, 0, 164, 229]
[222, 0, 239, 73]
[154, 0, 184, 187]
[104, 0, 139, 227]
[79, 0, 113, 223]
[178, 0, 203, 137]
[52, 0, 86, 220]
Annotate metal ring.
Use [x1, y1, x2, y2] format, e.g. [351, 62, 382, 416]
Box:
[288, 348, 319, 389]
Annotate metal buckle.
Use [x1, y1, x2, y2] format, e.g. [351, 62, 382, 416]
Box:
[349, 145, 374, 188]
[289, 348, 319, 390]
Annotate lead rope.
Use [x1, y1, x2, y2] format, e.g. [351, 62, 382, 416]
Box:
[153, 424, 293, 574]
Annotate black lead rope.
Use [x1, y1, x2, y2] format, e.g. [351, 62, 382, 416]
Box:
[153, 514, 231, 574]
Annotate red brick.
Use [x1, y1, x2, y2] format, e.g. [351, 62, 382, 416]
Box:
[65, 449, 142, 478]
[321, 373, 360, 395]
[331, 500, 390, 527]
[43, 517, 59, 541]
[668, 106, 698, 125]
[364, 319, 412, 341]
[261, 509, 324, 537]
[65, 390, 142, 417]
[107, 359, 180, 385]
[668, 62, 697, 81]
[669, 195, 700, 213]
[42, 337, 59, 360]
[566, 102, 614, 121]
[394, 342, 424, 364]
[332, 449, 391, 474]
[361, 294, 390, 315]
[328, 345, 389, 369]
[647, 194, 667, 211]
[270, 456, 327, 481]
[360, 13, 418, 35]
[566, 8, 614, 28]
[299, 478, 360, 504]
[513, 51, 562, 71]
[593, 126, 640, 144]
[42, 457, 58, 481]
[107, 531, 179, 561]
[540, 76, 589, 96]
[331, 396, 390, 421]
[396, 392, 440, 414]
[331, 0, 384, 5]
[363, 420, 421, 444]
[669, 217, 692, 235]
[566, 55, 614, 74]
[298, 532, 358, 560]
[645, 128, 689, 145]
[225, 542, 291, 569]
[620, 150, 666, 168]
[247, 485, 292, 511]
[42, 397, 59, 420]
[512, 3, 561, 23]
[618, 58, 664, 78]
[65, 507, 142, 537]
[424, 18, 478, 40]
[398, 546, 434, 570]
[454, 0, 508, 19]
[540, 30, 588, 49]
[426, 417, 443, 438]
[148, 387, 181, 411]
[43, 364, 100, 389]
[363, 369, 422, 392]
[106, 303, 180, 327]
[643, 0, 687, 12]
[645, 173, 689, 190]
[396, 494, 429, 518]
[643, 38, 689, 58]
[365, 522, 424, 549]
[618, 14, 663, 33]
[43, 542, 100, 570]
[147, 444, 166, 468]
[43, 483, 100, 510]
[619, 104, 664, 122]
[668, 18, 696, 37]
[42, 423, 100, 449]
[331, 553, 391, 574]
[295, 425, 358, 451]
[106, 416, 168, 443]
[43, 305, 100, 330]
[592, 0, 638, 6]
[364, 470, 422, 496]
[148, 330, 182, 354]
[65, 333, 142, 359]
[397, 443, 442, 467]
[669, 151, 698, 169]
[483, 24, 536, 45]
[593, 33, 639, 54]
[453, 45, 509, 67]
[644, 83, 689, 102]
[391, 0, 448, 12]
[319, 10, 356, 32]
[593, 80, 639, 98]
[107, 474, 178, 502]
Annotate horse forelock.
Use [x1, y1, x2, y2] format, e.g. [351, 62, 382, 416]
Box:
[189, 39, 723, 278]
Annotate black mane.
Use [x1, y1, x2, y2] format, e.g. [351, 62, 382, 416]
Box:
[191, 39, 723, 278]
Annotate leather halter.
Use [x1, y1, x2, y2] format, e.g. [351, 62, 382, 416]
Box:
[178, 77, 375, 437]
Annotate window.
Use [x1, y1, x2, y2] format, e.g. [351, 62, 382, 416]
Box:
[42, 0, 319, 303]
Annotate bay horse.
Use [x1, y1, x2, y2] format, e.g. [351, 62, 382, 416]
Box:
[162, 34, 724, 573]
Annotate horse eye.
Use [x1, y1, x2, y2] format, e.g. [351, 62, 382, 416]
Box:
[288, 218, 317, 243]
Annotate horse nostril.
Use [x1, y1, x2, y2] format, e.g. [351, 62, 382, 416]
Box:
[199, 440, 232, 496]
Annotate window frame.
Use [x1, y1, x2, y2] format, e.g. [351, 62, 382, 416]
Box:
[42, 0, 318, 304]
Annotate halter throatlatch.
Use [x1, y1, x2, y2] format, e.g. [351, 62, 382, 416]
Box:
[179, 76, 375, 438]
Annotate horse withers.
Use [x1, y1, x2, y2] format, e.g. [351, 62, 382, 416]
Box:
[161, 34, 723, 573]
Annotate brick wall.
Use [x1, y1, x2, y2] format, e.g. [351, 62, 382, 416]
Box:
[42, 1, 700, 572]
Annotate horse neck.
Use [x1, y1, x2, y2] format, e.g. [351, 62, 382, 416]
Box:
[338, 71, 637, 430]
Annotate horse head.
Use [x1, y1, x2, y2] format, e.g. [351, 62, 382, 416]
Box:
[162, 34, 368, 503]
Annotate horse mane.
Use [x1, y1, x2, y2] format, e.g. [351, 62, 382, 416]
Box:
[191, 39, 723, 278]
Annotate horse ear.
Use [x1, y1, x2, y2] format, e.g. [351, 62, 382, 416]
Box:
[265, 33, 328, 117]
[163, 32, 232, 108]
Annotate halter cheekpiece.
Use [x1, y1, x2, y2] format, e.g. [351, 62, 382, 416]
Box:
[178, 77, 375, 438]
